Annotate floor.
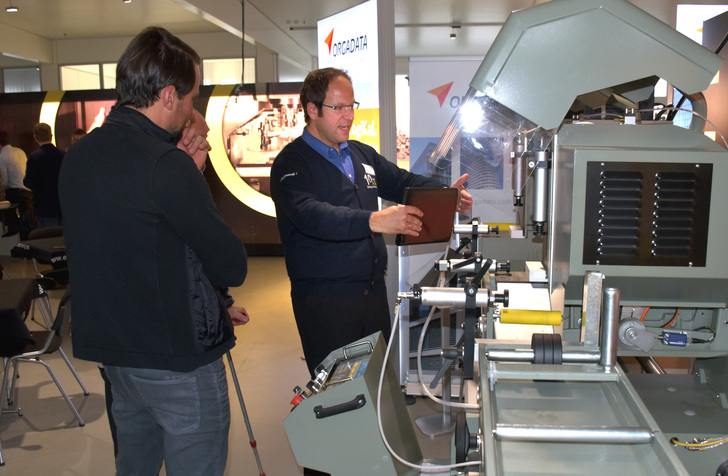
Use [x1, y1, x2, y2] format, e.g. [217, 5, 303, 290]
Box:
[0, 236, 453, 476]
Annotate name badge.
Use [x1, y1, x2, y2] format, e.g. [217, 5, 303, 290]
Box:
[362, 164, 377, 188]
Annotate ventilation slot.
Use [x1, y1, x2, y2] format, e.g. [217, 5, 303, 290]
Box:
[583, 162, 711, 267]
[596, 170, 642, 257]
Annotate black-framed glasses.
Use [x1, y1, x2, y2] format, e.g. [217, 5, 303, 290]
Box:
[321, 102, 360, 113]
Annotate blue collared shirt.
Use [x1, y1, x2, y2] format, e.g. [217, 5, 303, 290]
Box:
[302, 128, 355, 184]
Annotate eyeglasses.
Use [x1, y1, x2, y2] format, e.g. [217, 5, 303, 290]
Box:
[321, 102, 360, 113]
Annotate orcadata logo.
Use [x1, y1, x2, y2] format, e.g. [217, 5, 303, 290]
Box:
[324, 29, 334, 55]
[427, 82, 454, 107]
[323, 28, 368, 57]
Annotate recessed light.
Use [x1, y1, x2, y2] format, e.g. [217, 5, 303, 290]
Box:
[6, 5, 18, 12]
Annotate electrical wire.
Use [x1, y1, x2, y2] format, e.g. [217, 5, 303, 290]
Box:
[690, 326, 716, 344]
[414, 274, 479, 410]
[375, 300, 481, 473]
[374, 240, 481, 472]
[415, 241, 479, 409]
[671, 436, 728, 451]
[639, 306, 650, 322]
[661, 308, 680, 328]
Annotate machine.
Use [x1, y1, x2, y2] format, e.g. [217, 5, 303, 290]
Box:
[287, 0, 728, 474]
[411, 0, 728, 474]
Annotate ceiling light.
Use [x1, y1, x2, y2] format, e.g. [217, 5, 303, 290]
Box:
[450, 25, 461, 40]
[123, 0, 132, 3]
[6, 1, 18, 12]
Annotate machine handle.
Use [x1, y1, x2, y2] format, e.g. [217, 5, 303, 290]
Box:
[313, 394, 366, 419]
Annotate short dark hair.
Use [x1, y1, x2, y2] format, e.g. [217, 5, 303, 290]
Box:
[0, 130, 9, 146]
[33, 123, 52, 142]
[300, 68, 352, 125]
[116, 26, 200, 109]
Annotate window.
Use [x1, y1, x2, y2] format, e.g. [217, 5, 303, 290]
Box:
[60, 64, 101, 91]
[102, 63, 116, 89]
[203, 58, 255, 86]
[3, 67, 41, 93]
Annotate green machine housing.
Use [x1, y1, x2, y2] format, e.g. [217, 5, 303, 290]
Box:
[283, 332, 423, 475]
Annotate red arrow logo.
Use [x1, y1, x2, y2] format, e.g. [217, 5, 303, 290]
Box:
[427, 82, 453, 107]
[325, 29, 334, 55]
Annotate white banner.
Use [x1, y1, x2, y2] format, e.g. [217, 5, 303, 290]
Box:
[317, 0, 381, 150]
[409, 56, 518, 225]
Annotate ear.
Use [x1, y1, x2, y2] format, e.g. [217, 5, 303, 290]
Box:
[306, 101, 320, 122]
[160, 85, 176, 111]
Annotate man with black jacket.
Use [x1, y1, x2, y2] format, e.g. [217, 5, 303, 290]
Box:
[25, 122, 64, 229]
[59, 27, 247, 475]
[271, 68, 472, 382]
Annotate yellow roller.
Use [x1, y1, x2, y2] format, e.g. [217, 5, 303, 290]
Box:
[500, 309, 562, 326]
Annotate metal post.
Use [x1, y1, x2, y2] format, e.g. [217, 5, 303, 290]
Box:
[226, 352, 265, 476]
[581, 271, 604, 345]
[600, 287, 620, 371]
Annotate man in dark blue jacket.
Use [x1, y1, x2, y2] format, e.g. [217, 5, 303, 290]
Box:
[25, 122, 64, 229]
[59, 27, 247, 476]
[271, 68, 472, 379]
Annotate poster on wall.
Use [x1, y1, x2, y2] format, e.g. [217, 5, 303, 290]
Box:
[317, 0, 381, 151]
[409, 56, 517, 226]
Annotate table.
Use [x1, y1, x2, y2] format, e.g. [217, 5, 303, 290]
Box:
[0, 278, 37, 357]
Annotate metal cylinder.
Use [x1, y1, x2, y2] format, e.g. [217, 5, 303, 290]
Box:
[485, 349, 601, 364]
[636, 356, 666, 375]
[493, 424, 653, 444]
[532, 150, 550, 225]
[452, 224, 490, 235]
[512, 135, 526, 206]
[600, 287, 620, 370]
[420, 286, 491, 308]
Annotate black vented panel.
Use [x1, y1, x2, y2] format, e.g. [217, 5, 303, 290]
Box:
[583, 162, 711, 267]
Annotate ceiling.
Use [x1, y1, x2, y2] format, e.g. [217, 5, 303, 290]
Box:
[0, 0, 723, 70]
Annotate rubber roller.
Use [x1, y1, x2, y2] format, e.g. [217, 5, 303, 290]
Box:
[500, 309, 561, 326]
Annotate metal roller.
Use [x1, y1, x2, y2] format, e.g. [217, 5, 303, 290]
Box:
[493, 424, 653, 444]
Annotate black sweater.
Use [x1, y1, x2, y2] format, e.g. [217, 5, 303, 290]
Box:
[270, 137, 442, 292]
[59, 106, 247, 371]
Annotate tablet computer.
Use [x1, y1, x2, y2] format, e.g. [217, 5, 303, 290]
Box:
[395, 187, 458, 246]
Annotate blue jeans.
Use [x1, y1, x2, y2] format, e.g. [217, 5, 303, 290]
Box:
[104, 359, 230, 476]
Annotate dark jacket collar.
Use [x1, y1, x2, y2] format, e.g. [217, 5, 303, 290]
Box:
[105, 105, 179, 145]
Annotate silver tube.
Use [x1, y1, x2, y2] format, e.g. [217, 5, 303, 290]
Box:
[485, 349, 601, 363]
[532, 150, 549, 225]
[512, 135, 526, 206]
[452, 224, 490, 235]
[494, 424, 653, 444]
[636, 356, 666, 375]
[600, 287, 620, 370]
[420, 286, 491, 308]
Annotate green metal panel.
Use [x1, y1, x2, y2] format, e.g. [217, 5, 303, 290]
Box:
[552, 122, 728, 308]
[283, 333, 423, 475]
[469, 0, 722, 130]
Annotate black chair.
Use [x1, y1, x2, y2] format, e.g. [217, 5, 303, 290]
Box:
[0, 287, 87, 441]
[26, 226, 68, 290]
